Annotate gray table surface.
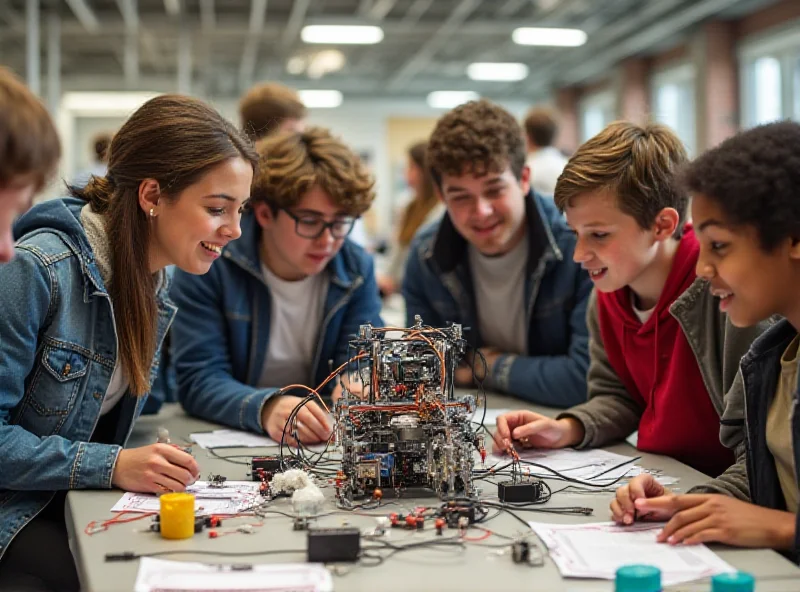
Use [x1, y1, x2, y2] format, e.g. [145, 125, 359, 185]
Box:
[65, 395, 800, 592]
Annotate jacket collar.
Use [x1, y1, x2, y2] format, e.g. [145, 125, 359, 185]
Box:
[430, 190, 560, 274]
[222, 210, 360, 288]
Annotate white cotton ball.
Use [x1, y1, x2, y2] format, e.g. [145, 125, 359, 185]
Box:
[291, 483, 325, 516]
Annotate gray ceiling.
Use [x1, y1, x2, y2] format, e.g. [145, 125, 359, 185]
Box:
[0, 0, 784, 99]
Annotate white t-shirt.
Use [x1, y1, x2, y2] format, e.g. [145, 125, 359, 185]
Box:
[258, 263, 329, 388]
[526, 147, 568, 197]
[631, 291, 655, 324]
[468, 238, 528, 355]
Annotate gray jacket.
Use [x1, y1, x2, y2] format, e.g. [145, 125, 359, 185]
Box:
[560, 278, 769, 500]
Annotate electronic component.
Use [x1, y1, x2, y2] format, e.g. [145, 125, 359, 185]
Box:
[250, 456, 282, 481]
[439, 500, 477, 528]
[498, 479, 544, 503]
[511, 540, 544, 567]
[334, 316, 481, 503]
[207, 474, 227, 488]
[307, 527, 361, 563]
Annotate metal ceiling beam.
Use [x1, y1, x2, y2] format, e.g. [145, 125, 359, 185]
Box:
[358, 0, 373, 16]
[199, 0, 215, 31]
[388, 0, 481, 90]
[46, 8, 59, 113]
[115, 0, 138, 32]
[498, 0, 526, 17]
[26, 0, 40, 95]
[65, 0, 99, 33]
[239, 0, 268, 90]
[402, 0, 433, 24]
[279, 0, 310, 51]
[164, 0, 181, 17]
[557, 0, 740, 86]
[518, 0, 687, 93]
[368, 0, 398, 20]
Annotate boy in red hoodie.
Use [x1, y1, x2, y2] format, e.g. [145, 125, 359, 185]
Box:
[492, 122, 767, 496]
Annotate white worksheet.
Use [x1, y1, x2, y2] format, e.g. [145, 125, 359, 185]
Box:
[529, 521, 735, 586]
[111, 482, 262, 514]
[134, 558, 333, 592]
[190, 429, 279, 449]
[491, 447, 639, 485]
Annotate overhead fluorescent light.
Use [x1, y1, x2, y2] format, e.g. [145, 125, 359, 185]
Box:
[298, 90, 343, 109]
[512, 27, 587, 47]
[62, 91, 161, 115]
[427, 91, 479, 110]
[467, 62, 529, 82]
[301, 25, 384, 45]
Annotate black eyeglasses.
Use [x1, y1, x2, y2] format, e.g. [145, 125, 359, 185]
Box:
[280, 208, 357, 239]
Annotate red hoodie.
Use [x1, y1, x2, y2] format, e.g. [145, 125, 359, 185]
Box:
[596, 226, 734, 477]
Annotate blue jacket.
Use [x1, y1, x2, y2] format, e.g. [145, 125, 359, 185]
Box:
[739, 319, 800, 563]
[0, 198, 176, 558]
[402, 191, 591, 407]
[171, 211, 383, 434]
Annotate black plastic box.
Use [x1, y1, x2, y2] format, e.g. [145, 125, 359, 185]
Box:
[307, 528, 361, 563]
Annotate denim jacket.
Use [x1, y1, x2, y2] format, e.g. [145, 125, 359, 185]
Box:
[0, 198, 176, 558]
[402, 191, 592, 407]
[170, 211, 383, 434]
[739, 319, 800, 563]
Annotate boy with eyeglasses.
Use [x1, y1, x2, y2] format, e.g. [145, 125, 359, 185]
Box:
[171, 127, 382, 444]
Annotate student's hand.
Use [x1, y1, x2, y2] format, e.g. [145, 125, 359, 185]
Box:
[611, 474, 675, 525]
[377, 275, 397, 296]
[636, 494, 797, 549]
[112, 444, 200, 493]
[260, 395, 332, 446]
[492, 410, 585, 453]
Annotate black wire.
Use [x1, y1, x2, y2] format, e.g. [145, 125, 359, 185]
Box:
[206, 448, 254, 466]
[106, 548, 306, 561]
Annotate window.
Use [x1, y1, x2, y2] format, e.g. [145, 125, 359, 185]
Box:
[651, 64, 696, 157]
[740, 23, 800, 127]
[579, 90, 616, 142]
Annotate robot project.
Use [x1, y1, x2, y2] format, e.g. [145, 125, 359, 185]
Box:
[334, 316, 485, 504]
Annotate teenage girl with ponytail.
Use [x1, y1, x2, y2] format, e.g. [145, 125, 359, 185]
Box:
[0, 94, 257, 591]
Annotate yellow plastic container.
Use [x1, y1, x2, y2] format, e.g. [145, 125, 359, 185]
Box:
[159, 492, 195, 540]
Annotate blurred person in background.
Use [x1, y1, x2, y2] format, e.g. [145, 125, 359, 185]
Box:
[239, 81, 370, 248]
[73, 131, 112, 188]
[0, 66, 60, 264]
[239, 82, 307, 139]
[378, 141, 444, 296]
[524, 106, 568, 197]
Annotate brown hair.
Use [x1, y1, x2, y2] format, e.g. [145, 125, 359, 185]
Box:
[397, 142, 438, 246]
[252, 126, 375, 216]
[239, 83, 307, 140]
[70, 94, 257, 396]
[0, 67, 60, 191]
[554, 121, 689, 238]
[427, 99, 527, 186]
[93, 132, 112, 163]
[523, 107, 559, 147]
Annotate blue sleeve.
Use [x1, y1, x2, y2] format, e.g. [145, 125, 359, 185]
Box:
[401, 241, 444, 327]
[171, 267, 275, 434]
[0, 248, 119, 490]
[333, 255, 384, 367]
[490, 270, 592, 408]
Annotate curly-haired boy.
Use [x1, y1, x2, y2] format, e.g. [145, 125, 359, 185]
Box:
[171, 127, 383, 444]
[402, 99, 592, 406]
